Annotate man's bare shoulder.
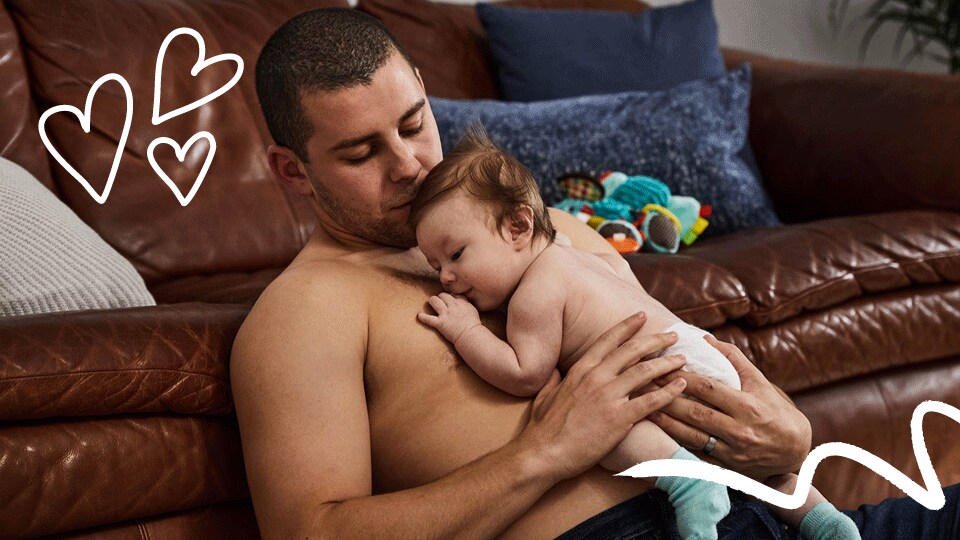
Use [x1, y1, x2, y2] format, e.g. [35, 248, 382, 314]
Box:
[233, 258, 376, 362]
[548, 208, 618, 255]
[268, 257, 373, 302]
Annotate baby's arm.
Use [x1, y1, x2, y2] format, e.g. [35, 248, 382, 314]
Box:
[417, 286, 563, 397]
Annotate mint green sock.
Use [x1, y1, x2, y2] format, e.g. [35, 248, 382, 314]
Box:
[654, 448, 731, 540]
[799, 502, 861, 540]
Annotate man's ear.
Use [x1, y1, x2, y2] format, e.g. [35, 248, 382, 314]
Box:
[266, 144, 315, 197]
[508, 205, 536, 249]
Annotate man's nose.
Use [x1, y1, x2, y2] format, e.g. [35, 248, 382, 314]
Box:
[388, 139, 421, 184]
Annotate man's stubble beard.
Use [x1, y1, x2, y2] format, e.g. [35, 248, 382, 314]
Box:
[312, 181, 418, 249]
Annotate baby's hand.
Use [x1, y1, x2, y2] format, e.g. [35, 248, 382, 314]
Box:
[418, 292, 482, 345]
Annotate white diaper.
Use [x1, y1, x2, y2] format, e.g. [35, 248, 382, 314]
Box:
[659, 322, 741, 391]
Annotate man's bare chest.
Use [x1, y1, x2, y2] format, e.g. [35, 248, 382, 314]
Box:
[360, 268, 529, 491]
[364, 266, 506, 383]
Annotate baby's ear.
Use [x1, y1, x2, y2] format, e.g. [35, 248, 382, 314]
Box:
[508, 204, 535, 247]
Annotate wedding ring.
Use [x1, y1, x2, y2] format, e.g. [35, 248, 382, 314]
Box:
[702, 435, 718, 455]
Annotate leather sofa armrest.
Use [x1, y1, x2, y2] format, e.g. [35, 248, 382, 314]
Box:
[722, 47, 960, 223]
[0, 303, 249, 421]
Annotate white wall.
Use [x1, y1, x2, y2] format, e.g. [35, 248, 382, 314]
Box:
[646, 0, 947, 73]
[427, 0, 949, 74]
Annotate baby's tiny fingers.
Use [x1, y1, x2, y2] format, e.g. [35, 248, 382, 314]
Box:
[417, 312, 440, 327]
[427, 296, 447, 314]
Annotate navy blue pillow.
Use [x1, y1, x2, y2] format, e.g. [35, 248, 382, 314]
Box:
[476, 0, 725, 101]
[428, 65, 781, 237]
[476, 0, 767, 193]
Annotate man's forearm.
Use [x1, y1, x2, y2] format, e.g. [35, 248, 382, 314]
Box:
[303, 436, 558, 539]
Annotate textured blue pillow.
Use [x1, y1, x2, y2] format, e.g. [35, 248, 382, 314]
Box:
[428, 65, 781, 237]
[476, 0, 725, 101]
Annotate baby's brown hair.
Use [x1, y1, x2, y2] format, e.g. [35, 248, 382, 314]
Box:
[410, 126, 555, 243]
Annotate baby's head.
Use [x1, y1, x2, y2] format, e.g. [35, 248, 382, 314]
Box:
[410, 127, 555, 310]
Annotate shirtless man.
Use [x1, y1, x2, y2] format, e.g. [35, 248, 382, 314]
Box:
[229, 8, 813, 538]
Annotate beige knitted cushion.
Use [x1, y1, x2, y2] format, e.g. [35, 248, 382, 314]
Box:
[0, 157, 155, 316]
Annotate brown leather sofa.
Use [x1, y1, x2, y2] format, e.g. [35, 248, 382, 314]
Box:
[1, 0, 959, 537]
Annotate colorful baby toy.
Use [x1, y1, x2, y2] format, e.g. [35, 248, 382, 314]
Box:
[554, 172, 712, 255]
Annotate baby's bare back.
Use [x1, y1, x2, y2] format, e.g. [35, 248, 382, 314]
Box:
[526, 245, 683, 373]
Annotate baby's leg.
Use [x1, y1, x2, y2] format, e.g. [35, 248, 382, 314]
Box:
[599, 418, 679, 472]
[765, 473, 861, 539]
[602, 420, 730, 540]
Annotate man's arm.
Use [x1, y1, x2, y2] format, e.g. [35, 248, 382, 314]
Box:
[231, 268, 687, 539]
[549, 209, 644, 288]
[548, 208, 617, 255]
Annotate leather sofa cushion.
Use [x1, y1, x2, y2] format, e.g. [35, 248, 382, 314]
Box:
[724, 283, 960, 393]
[10, 0, 346, 284]
[358, 0, 649, 99]
[627, 254, 750, 329]
[0, 2, 53, 189]
[0, 415, 247, 538]
[0, 303, 247, 421]
[687, 210, 960, 327]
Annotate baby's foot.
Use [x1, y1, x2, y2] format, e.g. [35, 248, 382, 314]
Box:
[765, 473, 823, 527]
[766, 474, 861, 539]
[655, 448, 731, 540]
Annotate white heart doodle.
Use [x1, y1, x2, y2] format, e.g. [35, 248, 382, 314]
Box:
[152, 27, 244, 125]
[37, 73, 133, 205]
[147, 131, 217, 206]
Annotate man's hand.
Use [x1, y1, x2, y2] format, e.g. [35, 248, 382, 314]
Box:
[649, 335, 812, 480]
[518, 312, 689, 482]
[417, 292, 482, 346]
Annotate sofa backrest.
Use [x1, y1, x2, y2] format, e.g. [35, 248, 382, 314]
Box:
[8, 0, 652, 286]
[8, 0, 347, 285]
[0, 1, 53, 192]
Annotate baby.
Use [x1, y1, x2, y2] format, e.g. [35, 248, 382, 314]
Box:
[410, 128, 860, 540]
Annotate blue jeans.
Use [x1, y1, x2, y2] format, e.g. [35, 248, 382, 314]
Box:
[555, 484, 960, 539]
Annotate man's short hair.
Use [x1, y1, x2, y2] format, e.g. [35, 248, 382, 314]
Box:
[410, 126, 555, 243]
[255, 8, 415, 161]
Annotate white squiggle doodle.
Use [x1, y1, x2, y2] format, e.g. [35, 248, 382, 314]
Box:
[617, 400, 957, 510]
[153, 27, 244, 125]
